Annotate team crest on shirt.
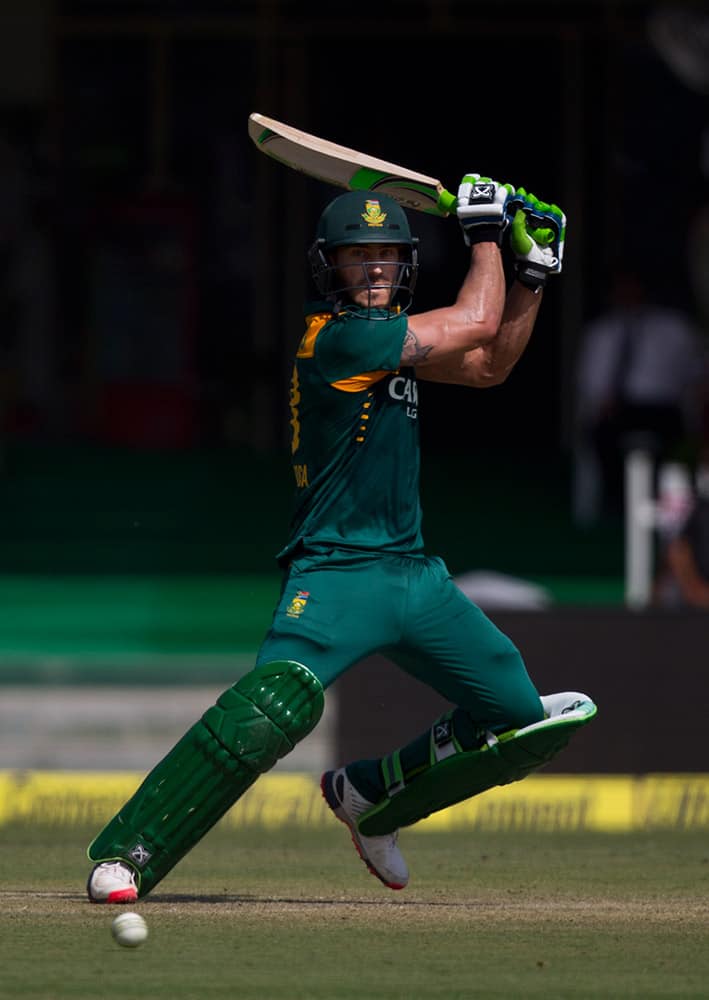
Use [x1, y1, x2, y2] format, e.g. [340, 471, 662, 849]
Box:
[361, 200, 387, 227]
[286, 590, 310, 618]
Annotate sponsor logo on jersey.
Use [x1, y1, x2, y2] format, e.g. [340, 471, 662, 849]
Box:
[286, 590, 310, 618]
[388, 374, 418, 419]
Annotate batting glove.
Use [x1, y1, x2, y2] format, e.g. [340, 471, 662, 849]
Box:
[456, 174, 515, 247]
[507, 188, 566, 291]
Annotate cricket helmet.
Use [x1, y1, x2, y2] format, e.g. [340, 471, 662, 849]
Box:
[308, 191, 419, 313]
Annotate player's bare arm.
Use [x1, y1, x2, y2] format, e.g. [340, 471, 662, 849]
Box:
[402, 242, 506, 368]
[416, 280, 543, 387]
[406, 181, 566, 388]
[401, 328, 434, 365]
[399, 175, 513, 369]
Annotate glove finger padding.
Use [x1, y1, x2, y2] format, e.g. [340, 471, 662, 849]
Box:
[456, 173, 515, 247]
[507, 188, 566, 291]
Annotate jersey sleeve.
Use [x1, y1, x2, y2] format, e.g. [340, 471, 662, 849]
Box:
[315, 312, 408, 384]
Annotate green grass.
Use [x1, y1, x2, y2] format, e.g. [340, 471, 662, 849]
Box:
[2, 824, 709, 998]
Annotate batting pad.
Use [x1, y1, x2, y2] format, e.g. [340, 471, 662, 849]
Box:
[358, 692, 597, 837]
[87, 660, 324, 896]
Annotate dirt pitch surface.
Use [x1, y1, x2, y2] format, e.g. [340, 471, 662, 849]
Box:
[4, 887, 709, 925]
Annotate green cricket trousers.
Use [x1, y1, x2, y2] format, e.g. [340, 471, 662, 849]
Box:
[256, 550, 543, 731]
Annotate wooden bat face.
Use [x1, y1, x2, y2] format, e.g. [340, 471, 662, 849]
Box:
[249, 113, 456, 217]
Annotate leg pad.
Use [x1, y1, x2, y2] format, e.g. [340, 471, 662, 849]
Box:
[358, 693, 597, 836]
[87, 660, 324, 896]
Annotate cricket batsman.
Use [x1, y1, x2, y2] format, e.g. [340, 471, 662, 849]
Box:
[87, 175, 596, 902]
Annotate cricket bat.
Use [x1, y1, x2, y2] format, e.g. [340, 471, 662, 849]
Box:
[248, 112, 457, 218]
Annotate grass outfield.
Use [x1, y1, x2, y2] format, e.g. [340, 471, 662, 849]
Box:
[1, 824, 708, 999]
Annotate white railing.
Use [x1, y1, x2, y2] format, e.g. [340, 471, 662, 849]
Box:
[624, 451, 694, 608]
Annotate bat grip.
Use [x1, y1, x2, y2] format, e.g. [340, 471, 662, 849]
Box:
[438, 188, 458, 216]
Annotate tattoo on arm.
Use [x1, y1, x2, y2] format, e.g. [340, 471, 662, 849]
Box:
[401, 329, 434, 365]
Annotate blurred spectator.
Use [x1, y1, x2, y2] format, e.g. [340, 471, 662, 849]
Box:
[573, 267, 703, 524]
[654, 449, 709, 609]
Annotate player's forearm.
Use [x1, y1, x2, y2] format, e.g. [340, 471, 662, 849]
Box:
[420, 177, 562, 385]
[414, 277, 540, 386]
[454, 242, 506, 334]
[403, 243, 505, 366]
[469, 281, 542, 386]
[412, 243, 505, 355]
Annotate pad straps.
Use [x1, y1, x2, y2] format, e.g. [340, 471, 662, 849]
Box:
[430, 710, 463, 763]
[381, 710, 465, 799]
[381, 749, 405, 797]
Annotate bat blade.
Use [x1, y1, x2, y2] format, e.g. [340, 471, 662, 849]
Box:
[248, 113, 456, 218]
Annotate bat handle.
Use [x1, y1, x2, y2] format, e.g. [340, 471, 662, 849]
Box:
[438, 188, 458, 216]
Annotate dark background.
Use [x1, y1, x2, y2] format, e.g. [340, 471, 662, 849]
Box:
[0, 0, 707, 579]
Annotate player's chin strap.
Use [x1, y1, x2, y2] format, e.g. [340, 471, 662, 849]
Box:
[358, 692, 597, 838]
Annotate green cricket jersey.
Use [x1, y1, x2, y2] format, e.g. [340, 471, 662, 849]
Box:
[277, 304, 424, 564]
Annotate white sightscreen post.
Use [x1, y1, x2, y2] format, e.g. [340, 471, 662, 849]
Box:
[625, 449, 655, 609]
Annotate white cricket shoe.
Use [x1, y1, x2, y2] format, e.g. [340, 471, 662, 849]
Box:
[321, 767, 409, 890]
[539, 691, 596, 721]
[87, 861, 139, 904]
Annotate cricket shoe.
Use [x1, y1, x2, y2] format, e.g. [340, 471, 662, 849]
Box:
[87, 861, 139, 903]
[321, 767, 409, 890]
[539, 691, 596, 721]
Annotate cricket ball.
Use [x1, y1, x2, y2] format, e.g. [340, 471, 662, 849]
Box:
[111, 911, 148, 948]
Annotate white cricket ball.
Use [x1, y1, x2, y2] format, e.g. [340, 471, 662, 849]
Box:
[111, 911, 148, 948]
